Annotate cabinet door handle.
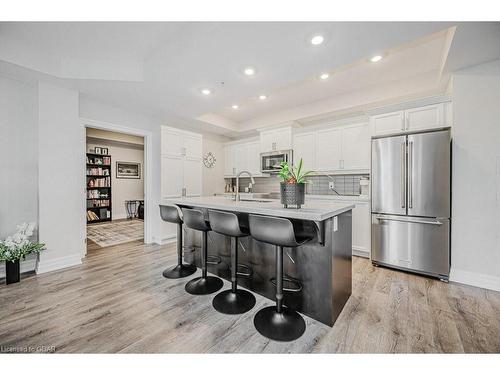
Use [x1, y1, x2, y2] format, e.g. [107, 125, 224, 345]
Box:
[403, 112, 408, 130]
[182, 187, 186, 197]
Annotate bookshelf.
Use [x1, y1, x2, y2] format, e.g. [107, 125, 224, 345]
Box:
[86, 152, 112, 223]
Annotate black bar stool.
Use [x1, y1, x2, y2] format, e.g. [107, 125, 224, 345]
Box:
[248, 214, 314, 342]
[159, 205, 197, 279]
[208, 210, 256, 314]
[183, 208, 224, 295]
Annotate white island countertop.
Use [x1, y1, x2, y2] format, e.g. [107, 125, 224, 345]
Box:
[162, 196, 354, 221]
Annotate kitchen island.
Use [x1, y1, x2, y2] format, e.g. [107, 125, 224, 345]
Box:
[161, 196, 354, 326]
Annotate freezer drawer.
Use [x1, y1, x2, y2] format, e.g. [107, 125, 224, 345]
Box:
[371, 214, 450, 277]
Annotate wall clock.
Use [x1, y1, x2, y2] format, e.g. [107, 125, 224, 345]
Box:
[203, 152, 217, 168]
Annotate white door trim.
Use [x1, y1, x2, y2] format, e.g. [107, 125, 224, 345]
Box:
[80, 117, 154, 254]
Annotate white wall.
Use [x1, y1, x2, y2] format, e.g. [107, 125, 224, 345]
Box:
[87, 140, 144, 219]
[37, 82, 85, 273]
[80, 96, 163, 244]
[0, 75, 38, 276]
[202, 137, 226, 196]
[451, 59, 500, 291]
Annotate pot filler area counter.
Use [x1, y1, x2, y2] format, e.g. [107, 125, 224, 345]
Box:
[161, 196, 354, 326]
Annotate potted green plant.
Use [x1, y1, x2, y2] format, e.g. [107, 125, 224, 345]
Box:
[278, 158, 313, 209]
[0, 223, 45, 285]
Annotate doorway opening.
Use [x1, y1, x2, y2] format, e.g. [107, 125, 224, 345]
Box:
[85, 127, 145, 253]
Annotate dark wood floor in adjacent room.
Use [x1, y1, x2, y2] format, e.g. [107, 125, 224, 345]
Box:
[1, 240, 499, 353]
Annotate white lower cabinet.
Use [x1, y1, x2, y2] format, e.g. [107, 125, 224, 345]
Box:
[350, 201, 371, 257]
[307, 197, 371, 258]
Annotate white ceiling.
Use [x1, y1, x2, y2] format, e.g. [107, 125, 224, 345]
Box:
[1, 22, 499, 137]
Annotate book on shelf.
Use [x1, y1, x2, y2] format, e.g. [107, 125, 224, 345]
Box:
[87, 199, 110, 208]
[87, 210, 100, 221]
[87, 176, 111, 188]
[87, 190, 109, 199]
[86, 167, 110, 176]
[86, 155, 111, 166]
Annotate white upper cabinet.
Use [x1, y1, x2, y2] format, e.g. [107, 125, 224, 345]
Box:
[247, 141, 261, 175]
[371, 103, 450, 136]
[183, 157, 202, 197]
[161, 129, 183, 156]
[293, 132, 316, 171]
[316, 128, 342, 171]
[224, 144, 235, 176]
[260, 127, 292, 152]
[341, 123, 371, 170]
[312, 123, 370, 172]
[182, 134, 202, 159]
[370, 111, 405, 136]
[224, 140, 262, 177]
[161, 127, 202, 159]
[161, 126, 202, 198]
[161, 155, 183, 198]
[405, 104, 443, 132]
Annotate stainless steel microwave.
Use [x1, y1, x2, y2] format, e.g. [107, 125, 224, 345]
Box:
[260, 150, 293, 173]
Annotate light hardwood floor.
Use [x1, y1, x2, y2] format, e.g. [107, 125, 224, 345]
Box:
[1, 240, 499, 353]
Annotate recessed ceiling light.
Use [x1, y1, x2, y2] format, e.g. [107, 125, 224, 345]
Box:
[258, 95, 267, 100]
[370, 55, 383, 63]
[243, 67, 256, 76]
[231, 104, 239, 110]
[201, 88, 211, 95]
[310, 35, 324, 45]
[319, 73, 330, 80]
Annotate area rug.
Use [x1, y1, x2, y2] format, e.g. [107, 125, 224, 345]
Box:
[87, 219, 144, 248]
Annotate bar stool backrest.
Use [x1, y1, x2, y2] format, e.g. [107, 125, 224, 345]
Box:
[208, 210, 248, 237]
[182, 208, 211, 232]
[160, 205, 183, 224]
[249, 214, 300, 248]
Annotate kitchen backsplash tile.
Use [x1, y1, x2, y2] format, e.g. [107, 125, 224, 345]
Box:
[228, 174, 369, 196]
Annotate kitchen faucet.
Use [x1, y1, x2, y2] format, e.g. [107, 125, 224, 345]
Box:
[235, 171, 256, 201]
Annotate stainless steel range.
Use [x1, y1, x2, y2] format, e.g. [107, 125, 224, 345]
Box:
[371, 128, 451, 280]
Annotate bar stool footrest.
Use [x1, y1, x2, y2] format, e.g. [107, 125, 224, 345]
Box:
[236, 263, 253, 277]
[207, 255, 222, 265]
[270, 276, 302, 292]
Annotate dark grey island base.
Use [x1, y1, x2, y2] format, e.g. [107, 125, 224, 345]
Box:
[162, 197, 353, 327]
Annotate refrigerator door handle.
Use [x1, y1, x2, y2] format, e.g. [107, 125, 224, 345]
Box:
[375, 215, 443, 226]
[408, 141, 413, 209]
[401, 142, 406, 208]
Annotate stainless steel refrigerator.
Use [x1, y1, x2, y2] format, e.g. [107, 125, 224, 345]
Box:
[371, 129, 451, 280]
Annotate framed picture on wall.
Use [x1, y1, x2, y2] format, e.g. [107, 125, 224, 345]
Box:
[94, 147, 102, 155]
[116, 161, 141, 179]
[101, 148, 108, 155]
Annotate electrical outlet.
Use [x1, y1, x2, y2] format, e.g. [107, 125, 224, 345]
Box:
[329, 181, 335, 190]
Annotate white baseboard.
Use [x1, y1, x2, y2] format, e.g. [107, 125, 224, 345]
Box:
[450, 268, 500, 292]
[36, 254, 82, 274]
[155, 234, 177, 245]
[352, 246, 370, 259]
[112, 213, 128, 220]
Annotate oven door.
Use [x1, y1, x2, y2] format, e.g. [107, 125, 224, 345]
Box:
[261, 151, 291, 173]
